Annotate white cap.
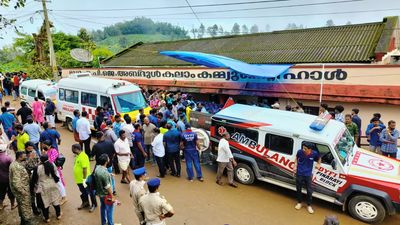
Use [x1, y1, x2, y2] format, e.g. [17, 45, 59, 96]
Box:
[271, 102, 280, 109]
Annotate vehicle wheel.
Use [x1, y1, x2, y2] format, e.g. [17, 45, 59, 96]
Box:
[234, 163, 255, 185]
[348, 195, 386, 224]
[66, 118, 73, 132]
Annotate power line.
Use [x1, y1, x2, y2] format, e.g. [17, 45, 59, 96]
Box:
[51, 7, 400, 21]
[48, 0, 297, 12]
[49, 0, 365, 14]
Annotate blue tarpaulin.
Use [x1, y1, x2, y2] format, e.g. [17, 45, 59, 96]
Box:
[159, 51, 292, 78]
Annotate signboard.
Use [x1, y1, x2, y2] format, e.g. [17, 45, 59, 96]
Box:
[62, 65, 400, 86]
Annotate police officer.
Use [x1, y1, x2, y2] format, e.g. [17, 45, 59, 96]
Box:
[180, 124, 203, 182]
[129, 167, 147, 225]
[139, 178, 174, 225]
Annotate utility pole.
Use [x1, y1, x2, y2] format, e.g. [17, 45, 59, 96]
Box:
[40, 0, 58, 81]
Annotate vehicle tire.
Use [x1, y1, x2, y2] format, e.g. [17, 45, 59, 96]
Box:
[234, 163, 255, 185]
[348, 195, 386, 224]
[66, 117, 73, 132]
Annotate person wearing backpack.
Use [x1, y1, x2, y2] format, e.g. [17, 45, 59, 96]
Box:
[72, 144, 97, 212]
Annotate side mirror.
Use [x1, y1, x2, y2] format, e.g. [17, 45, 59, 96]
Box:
[331, 159, 337, 170]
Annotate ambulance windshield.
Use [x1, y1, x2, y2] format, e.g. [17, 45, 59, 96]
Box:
[334, 130, 355, 165]
[112, 91, 147, 113]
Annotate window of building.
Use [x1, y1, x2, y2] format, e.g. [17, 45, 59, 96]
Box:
[28, 88, 36, 97]
[265, 134, 294, 155]
[81, 92, 97, 107]
[65, 89, 79, 104]
[59, 88, 65, 101]
[21, 87, 28, 96]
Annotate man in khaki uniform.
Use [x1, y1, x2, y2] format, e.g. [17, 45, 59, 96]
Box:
[9, 151, 35, 225]
[139, 178, 174, 225]
[129, 167, 147, 225]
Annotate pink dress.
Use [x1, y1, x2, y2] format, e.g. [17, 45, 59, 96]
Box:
[47, 148, 65, 186]
[32, 100, 45, 123]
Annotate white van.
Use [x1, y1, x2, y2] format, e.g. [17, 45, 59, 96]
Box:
[57, 73, 150, 131]
[20, 79, 57, 105]
[209, 104, 400, 224]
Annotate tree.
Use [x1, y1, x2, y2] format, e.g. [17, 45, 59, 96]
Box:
[118, 36, 128, 48]
[198, 23, 205, 38]
[250, 24, 259, 33]
[218, 26, 224, 36]
[286, 23, 299, 30]
[346, 21, 352, 25]
[0, 0, 26, 33]
[231, 23, 240, 35]
[241, 25, 249, 34]
[207, 24, 218, 37]
[265, 24, 270, 32]
[190, 28, 197, 38]
[326, 19, 335, 27]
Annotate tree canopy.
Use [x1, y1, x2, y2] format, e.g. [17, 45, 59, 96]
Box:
[91, 17, 189, 42]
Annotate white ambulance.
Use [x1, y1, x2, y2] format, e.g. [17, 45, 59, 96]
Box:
[57, 73, 150, 131]
[20, 79, 57, 105]
[210, 104, 400, 224]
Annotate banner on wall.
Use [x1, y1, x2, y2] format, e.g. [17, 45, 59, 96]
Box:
[61, 65, 400, 86]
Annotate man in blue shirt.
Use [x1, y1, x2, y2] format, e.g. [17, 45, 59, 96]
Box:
[366, 117, 385, 153]
[40, 122, 61, 150]
[23, 116, 41, 156]
[351, 108, 362, 147]
[180, 124, 203, 182]
[177, 114, 186, 133]
[148, 109, 158, 127]
[133, 123, 147, 168]
[294, 142, 321, 214]
[0, 107, 16, 139]
[72, 110, 80, 132]
[379, 120, 399, 158]
[163, 124, 181, 177]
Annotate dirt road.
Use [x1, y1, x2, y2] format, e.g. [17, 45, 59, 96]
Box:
[0, 98, 399, 225]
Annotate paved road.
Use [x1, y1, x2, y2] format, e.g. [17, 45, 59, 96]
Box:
[0, 98, 399, 225]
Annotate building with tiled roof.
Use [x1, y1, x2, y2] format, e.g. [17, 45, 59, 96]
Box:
[103, 16, 399, 67]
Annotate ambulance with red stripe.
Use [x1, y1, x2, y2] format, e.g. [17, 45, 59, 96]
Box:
[56, 73, 150, 131]
[210, 104, 400, 224]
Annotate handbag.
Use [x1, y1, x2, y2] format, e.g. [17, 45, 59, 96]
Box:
[73, 131, 80, 142]
[104, 194, 114, 206]
[55, 153, 66, 168]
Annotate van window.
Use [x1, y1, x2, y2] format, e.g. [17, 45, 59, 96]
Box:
[301, 141, 332, 165]
[265, 134, 293, 155]
[101, 96, 113, 114]
[81, 92, 97, 107]
[65, 89, 79, 104]
[37, 91, 45, 101]
[59, 88, 65, 101]
[214, 121, 258, 142]
[28, 88, 36, 97]
[21, 87, 27, 95]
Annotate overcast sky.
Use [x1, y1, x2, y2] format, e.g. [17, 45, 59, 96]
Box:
[0, 0, 398, 47]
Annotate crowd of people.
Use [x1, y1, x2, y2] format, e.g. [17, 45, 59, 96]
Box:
[0, 71, 30, 102]
[318, 103, 398, 158]
[1, 83, 397, 225]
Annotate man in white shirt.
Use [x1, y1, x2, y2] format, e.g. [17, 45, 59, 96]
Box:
[76, 111, 92, 157]
[121, 116, 134, 150]
[151, 128, 166, 178]
[216, 132, 237, 188]
[114, 130, 132, 183]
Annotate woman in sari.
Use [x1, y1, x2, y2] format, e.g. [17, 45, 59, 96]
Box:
[31, 97, 44, 124]
[41, 140, 67, 205]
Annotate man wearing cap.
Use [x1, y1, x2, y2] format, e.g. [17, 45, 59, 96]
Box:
[139, 178, 174, 225]
[129, 167, 147, 225]
[293, 142, 321, 214]
[180, 124, 203, 182]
